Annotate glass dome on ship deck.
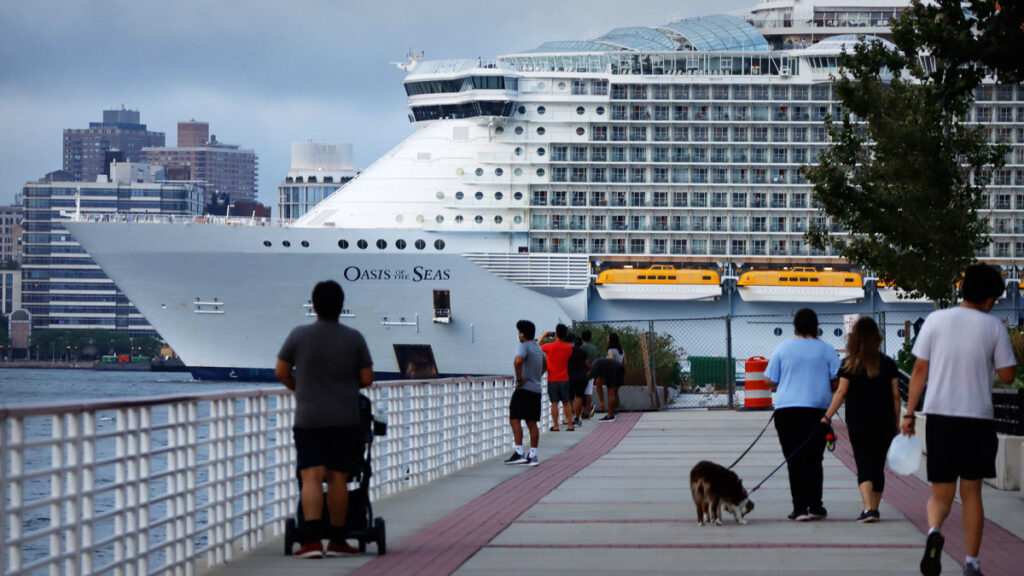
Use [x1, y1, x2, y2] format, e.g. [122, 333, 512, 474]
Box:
[525, 13, 769, 53]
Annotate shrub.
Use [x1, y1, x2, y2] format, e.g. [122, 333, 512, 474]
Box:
[574, 323, 685, 388]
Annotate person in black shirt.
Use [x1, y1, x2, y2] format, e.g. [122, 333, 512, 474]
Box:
[822, 316, 901, 523]
[567, 334, 590, 427]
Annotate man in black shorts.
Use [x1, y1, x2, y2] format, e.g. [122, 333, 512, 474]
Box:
[277, 280, 374, 558]
[589, 357, 624, 422]
[903, 264, 1015, 576]
[505, 320, 546, 466]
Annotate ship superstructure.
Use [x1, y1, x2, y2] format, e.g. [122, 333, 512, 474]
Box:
[65, 0, 1024, 380]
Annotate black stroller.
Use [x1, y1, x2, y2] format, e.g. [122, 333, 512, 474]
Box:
[284, 395, 387, 555]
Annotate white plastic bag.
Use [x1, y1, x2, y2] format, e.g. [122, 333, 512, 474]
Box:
[887, 434, 923, 475]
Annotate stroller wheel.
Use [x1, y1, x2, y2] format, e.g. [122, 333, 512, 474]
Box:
[374, 517, 387, 555]
[284, 518, 297, 556]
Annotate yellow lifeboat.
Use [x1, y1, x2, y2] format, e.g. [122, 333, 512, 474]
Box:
[595, 265, 721, 301]
[736, 267, 863, 303]
[875, 279, 931, 303]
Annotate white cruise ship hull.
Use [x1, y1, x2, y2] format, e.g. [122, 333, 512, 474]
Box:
[65, 221, 589, 381]
[595, 284, 721, 302]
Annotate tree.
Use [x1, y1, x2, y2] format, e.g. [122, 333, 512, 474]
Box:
[575, 324, 686, 389]
[804, 0, 1014, 303]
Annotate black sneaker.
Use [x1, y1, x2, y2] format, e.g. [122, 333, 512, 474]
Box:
[788, 509, 811, 521]
[808, 505, 827, 520]
[598, 415, 616, 422]
[856, 509, 880, 523]
[525, 454, 539, 466]
[962, 563, 983, 576]
[920, 531, 944, 576]
[504, 451, 527, 465]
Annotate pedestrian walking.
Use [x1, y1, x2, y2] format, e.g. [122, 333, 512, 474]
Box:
[505, 320, 546, 467]
[903, 264, 1016, 576]
[822, 316, 900, 523]
[765, 308, 839, 522]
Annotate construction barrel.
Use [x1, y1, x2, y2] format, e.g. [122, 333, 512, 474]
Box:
[742, 356, 773, 410]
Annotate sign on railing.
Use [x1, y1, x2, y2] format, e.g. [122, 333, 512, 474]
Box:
[1, 376, 540, 575]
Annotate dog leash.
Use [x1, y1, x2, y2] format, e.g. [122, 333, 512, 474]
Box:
[746, 419, 836, 496]
[727, 412, 775, 470]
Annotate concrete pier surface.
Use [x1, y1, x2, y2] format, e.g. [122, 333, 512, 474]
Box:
[203, 409, 1024, 576]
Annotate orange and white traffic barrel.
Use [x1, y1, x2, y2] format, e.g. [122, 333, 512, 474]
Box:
[742, 356, 773, 410]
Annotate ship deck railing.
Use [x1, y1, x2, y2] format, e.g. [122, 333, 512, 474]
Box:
[70, 212, 291, 228]
[0, 376, 534, 576]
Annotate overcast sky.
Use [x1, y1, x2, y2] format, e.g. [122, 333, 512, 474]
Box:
[0, 0, 752, 211]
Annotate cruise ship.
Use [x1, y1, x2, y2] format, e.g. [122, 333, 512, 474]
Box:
[65, 0, 1024, 380]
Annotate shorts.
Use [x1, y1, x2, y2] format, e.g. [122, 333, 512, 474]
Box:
[293, 426, 362, 475]
[925, 414, 997, 483]
[509, 388, 542, 422]
[569, 378, 588, 400]
[548, 380, 571, 403]
[585, 378, 594, 395]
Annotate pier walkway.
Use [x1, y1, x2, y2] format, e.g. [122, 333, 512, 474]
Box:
[203, 409, 1024, 576]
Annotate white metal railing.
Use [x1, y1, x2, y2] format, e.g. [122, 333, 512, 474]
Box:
[1, 376, 549, 575]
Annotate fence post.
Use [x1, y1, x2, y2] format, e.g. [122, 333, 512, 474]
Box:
[647, 320, 660, 410]
[879, 310, 887, 356]
[726, 314, 735, 409]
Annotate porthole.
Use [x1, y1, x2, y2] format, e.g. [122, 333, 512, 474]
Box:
[596, 106, 605, 115]
[517, 105, 526, 115]
[834, 328, 843, 337]
[396, 239, 407, 250]
[455, 215, 464, 223]
[494, 192, 504, 200]
[415, 239, 426, 250]
[537, 106, 546, 115]
[475, 215, 484, 224]
[576, 106, 585, 115]
[514, 126, 523, 135]
[416, 215, 425, 223]
[576, 127, 585, 136]
[818, 328, 824, 336]
[301, 240, 309, 247]
[537, 127, 545, 135]
[475, 191, 484, 200]
[558, 81, 566, 90]
[475, 167, 484, 176]
[495, 126, 504, 135]
[514, 215, 523, 224]
[537, 147, 546, 156]
[357, 239, 368, 249]
[494, 215, 503, 224]
[436, 191, 445, 199]
[537, 82, 546, 90]
[514, 147, 523, 156]
[434, 239, 445, 250]
[395, 214, 404, 223]
[495, 168, 503, 176]
[537, 168, 546, 176]
[435, 215, 444, 224]
[338, 239, 349, 249]
[263, 240, 272, 247]
[513, 191, 523, 200]
[376, 239, 387, 249]
[456, 191, 464, 200]
[773, 327, 783, 336]
[282, 240, 291, 247]
[514, 168, 523, 176]
[897, 329, 906, 338]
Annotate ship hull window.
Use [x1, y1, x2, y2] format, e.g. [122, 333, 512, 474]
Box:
[394, 344, 439, 379]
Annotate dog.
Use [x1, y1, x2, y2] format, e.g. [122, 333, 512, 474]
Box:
[689, 460, 755, 526]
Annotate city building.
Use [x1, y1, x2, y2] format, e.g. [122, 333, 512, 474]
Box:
[143, 121, 259, 208]
[1, 269, 21, 316]
[63, 108, 165, 183]
[278, 142, 356, 221]
[0, 203, 23, 264]
[20, 163, 203, 335]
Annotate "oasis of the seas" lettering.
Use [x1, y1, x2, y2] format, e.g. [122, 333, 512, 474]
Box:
[343, 265, 451, 283]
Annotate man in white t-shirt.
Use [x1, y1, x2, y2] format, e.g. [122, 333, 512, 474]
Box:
[903, 264, 1016, 576]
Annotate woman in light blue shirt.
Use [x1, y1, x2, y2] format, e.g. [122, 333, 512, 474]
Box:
[765, 308, 839, 522]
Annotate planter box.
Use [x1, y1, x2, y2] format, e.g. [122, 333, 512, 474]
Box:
[617, 386, 669, 411]
[988, 434, 1023, 491]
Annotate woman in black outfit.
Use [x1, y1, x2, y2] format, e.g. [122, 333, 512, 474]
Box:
[822, 316, 901, 522]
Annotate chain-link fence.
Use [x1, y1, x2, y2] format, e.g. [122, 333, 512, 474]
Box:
[577, 306, 1024, 411]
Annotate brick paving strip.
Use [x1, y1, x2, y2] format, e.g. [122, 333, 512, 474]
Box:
[348, 413, 642, 576]
[830, 420, 1024, 576]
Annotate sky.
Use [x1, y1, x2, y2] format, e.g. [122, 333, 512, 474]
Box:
[0, 0, 752, 212]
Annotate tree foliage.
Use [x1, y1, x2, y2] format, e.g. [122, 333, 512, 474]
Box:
[29, 329, 162, 361]
[804, 0, 1012, 304]
[0, 315, 9, 348]
[574, 324, 686, 388]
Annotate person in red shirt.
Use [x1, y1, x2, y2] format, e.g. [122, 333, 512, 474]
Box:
[541, 324, 575, 431]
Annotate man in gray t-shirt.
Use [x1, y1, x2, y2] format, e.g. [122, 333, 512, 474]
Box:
[504, 319, 546, 466]
[276, 280, 373, 558]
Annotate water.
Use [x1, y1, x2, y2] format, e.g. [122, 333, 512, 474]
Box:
[0, 367, 274, 404]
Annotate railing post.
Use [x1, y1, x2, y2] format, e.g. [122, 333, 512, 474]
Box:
[726, 314, 735, 409]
